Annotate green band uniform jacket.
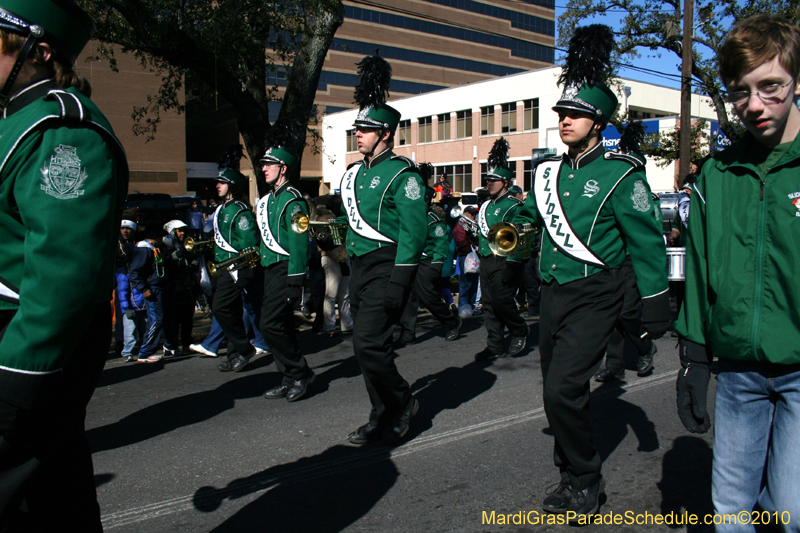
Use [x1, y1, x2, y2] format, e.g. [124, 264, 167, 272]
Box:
[213, 198, 259, 263]
[675, 133, 800, 365]
[423, 210, 450, 264]
[256, 181, 309, 285]
[0, 79, 128, 390]
[338, 149, 427, 285]
[476, 190, 524, 262]
[514, 143, 667, 300]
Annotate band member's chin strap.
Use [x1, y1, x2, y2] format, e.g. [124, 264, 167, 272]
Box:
[0, 24, 44, 109]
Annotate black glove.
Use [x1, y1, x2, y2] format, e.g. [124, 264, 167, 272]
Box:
[642, 292, 672, 340]
[286, 284, 302, 306]
[124, 308, 135, 320]
[676, 339, 712, 434]
[383, 282, 409, 321]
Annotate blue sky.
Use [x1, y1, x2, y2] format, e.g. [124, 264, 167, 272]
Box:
[553, 3, 691, 90]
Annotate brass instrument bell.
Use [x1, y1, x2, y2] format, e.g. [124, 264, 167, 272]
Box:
[183, 237, 212, 252]
[207, 247, 260, 276]
[487, 222, 537, 257]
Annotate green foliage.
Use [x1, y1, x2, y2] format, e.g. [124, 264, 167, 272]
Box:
[641, 118, 711, 168]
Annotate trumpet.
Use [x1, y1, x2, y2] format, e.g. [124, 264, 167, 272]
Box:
[183, 237, 213, 252]
[291, 211, 348, 246]
[487, 222, 538, 257]
[207, 247, 260, 276]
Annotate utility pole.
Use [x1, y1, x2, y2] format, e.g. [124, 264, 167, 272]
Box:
[679, 0, 694, 188]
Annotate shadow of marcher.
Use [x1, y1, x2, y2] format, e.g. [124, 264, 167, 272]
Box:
[197, 444, 397, 533]
[195, 360, 498, 532]
[86, 373, 267, 453]
[404, 359, 497, 439]
[657, 436, 714, 532]
[591, 380, 660, 461]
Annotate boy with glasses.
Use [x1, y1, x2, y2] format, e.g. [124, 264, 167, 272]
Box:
[675, 15, 800, 528]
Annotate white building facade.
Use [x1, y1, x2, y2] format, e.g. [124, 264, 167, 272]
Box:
[321, 66, 721, 194]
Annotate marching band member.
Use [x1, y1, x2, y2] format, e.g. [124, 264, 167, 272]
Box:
[338, 54, 427, 446]
[211, 149, 260, 373]
[473, 138, 529, 361]
[397, 167, 462, 346]
[0, 1, 128, 527]
[513, 25, 669, 518]
[257, 125, 315, 402]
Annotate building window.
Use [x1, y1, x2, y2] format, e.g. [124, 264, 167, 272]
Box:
[437, 113, 451, 141]
[434, 164, 472, 193]
[480, 106, 494, 135]
[346, 129, 357, 152]
[480, 162, 488, 186]
[397, 120, 411, 146]
[523, 99, 539, 130]
[419, 116, 433, 143]
[523, 160, 533, 191]
[501, 102, 517, 133]
[456, 110, 472, 139]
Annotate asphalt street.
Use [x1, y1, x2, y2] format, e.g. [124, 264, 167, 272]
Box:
[89, 309, 717, 533]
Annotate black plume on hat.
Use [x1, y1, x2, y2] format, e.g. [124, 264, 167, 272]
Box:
[557, 24, 615, 89]
[353, 52, 392, 109]
[618, 120, 646, 155]
[218, 145, 246, 171]
[488, 137, 510, 170]
[418, 162, 434, 182]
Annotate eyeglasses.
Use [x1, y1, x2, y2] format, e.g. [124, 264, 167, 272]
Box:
[726, 81, 795, 106]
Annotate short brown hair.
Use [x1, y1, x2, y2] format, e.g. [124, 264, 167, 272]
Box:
[718, 15, 800, 86]
[0, 29, 91, 97]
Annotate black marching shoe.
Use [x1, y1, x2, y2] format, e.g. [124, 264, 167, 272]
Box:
[507, 328, 529, 357]
[286, 372, 315, 402]
[594, 367, 625, 383]
[542, 477, 605, 519]
[474, 347, 506, 362]
[382, 396, 419, 444]
[263, 384, 291, 399]
[218, 355, 248, 373]
[347, 423, 384, 446]
[637, 343, 657, 376]
[445, 314, 462, 341]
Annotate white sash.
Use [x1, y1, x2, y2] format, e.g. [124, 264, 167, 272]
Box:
[340, 162, 396, 244]
[212, 205, 238, 254]
[534, 159, 605, 267]
[477, 200, 491, 238]
[256, 194, 289, 257]
[0, 279, 19, 303]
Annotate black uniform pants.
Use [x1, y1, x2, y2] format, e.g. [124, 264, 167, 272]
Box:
[350, 248, 412, 428]
[260, 261, 311, 384]
[0, 304, 108, 532]
[523, 253, 542, 310]
[479, 254, 527, 354]
[398, 258, 458, 340]
[213, 270, 255, 362]
[540, 268, 625, 490]
[603, 258, 651, 370]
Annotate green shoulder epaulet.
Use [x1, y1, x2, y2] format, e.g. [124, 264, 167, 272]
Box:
[604, 151, 645, 169]
[427, 210, 444, 225]
[390, 154, 417, 170]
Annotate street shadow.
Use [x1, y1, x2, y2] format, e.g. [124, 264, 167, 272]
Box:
[86, 373, 267, 453]
[96, 360, 168, 387]
[197, 444, 397, 533]
[591, 380, 660, 460]
[657, 436, 714, 532]
[406, 360, 497, 439]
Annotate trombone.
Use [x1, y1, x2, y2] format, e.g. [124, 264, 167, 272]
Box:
[487, 222, 538, 257]
[291, 211, 348, 246]
[183, 237, 213, 252]
[207, 247, 260, 276]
